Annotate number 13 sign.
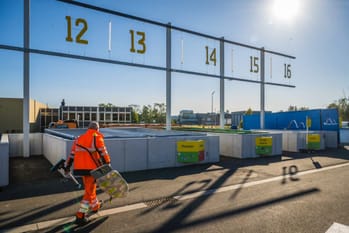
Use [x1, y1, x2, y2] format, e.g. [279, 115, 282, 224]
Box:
[64, 15, 292, 81]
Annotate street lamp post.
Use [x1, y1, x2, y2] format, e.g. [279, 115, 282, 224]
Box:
[211, 90, 215, 114]
[211, 90, 215, 126]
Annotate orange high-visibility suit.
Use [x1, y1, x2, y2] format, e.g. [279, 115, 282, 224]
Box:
[65, 127, 111, 219]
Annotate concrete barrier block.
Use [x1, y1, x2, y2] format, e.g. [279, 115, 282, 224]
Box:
[124, 139, 147, 171]
[148, 138, 176, 169]
[0, 134, 9, 186]
[206, 135, 220, 162]
[43, 134, 71, 166]
[105, 139, 125, 172]
[340, 128, 349, 144]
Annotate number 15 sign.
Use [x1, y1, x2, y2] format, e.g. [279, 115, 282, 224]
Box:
[62, 9, 294, 86]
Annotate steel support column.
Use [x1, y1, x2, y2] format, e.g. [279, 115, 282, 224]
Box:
[166, 23, 172, 130]
[260, 47, 265, 129]
[23, 0, 30, 157]
[220, 37, 225, 129]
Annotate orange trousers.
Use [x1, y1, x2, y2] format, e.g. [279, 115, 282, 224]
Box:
[76, 175, 99, 218]
[82, 175, 97, 202]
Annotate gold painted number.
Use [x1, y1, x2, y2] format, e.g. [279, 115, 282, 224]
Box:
[249, 56, 259, 73]
[65, 16, 88, 44]
[130, 30, 146, 54]
[205, 46, 216, 66]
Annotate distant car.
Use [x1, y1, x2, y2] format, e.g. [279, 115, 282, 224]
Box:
[48, 120, 78, 129]
[230, 125, 238, 129]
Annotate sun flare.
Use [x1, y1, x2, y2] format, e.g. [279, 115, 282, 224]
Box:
[272, 0, 300, 22]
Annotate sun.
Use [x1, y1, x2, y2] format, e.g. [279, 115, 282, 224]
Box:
[272, 0, 300, 22]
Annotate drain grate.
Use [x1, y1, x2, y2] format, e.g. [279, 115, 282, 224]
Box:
[144, 196, 177, 208]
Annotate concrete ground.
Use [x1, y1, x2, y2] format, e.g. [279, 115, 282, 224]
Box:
[0, 145, 349, 232]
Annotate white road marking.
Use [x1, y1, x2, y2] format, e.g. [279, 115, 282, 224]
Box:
[3, 162, 349, 233]
[325, 222, 349, 233]
[174, 162, 349, 201]
[90, 203, 148, 220]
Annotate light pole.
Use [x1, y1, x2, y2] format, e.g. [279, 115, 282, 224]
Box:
[211, 90, 215, 126]
[211, 90, 215, 114]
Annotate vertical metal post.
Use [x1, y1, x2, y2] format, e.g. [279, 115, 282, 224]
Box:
[23, 0, 30, 157]
[260, 47, 265, 129]
[166, 23, 172, 130]
[211, 95, 213, 114]
[220, 37, 225, 129]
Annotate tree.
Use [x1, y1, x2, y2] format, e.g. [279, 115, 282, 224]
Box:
[328, 96, 349, 121]
[140, 105, 152, 123]
[245, 108, 253, 115]
[138, 103, 166, 123]
[288, 105, 297, 111]
[129, 104, 140, 123]
[154, 103, 166, 123]
[129, 104, 141, 114]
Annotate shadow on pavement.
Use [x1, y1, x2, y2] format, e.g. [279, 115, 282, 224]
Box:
[40, 216, 109, 233]
[0, 196, 80, 230]
[151, 188, 320, 233]
[0, 147, 347, 231]
[149, 165, 239, 233]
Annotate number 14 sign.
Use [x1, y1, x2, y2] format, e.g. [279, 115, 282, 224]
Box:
[63, 12, 294, 84]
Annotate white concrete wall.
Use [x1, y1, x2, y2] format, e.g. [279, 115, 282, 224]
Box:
[281, 131, 326, 152]
[125, 139, 148, 171]
[7, 133, 43, 157]
[322, 131, 338, 148]
[0, 134, 9, 186]
[43, 133, 73, 166]
[209, 132, 282, 158]
[339, 129, 349, 144]
[263, 130, 337, 152]
[206, 135, 220, 163]
[43, 133, 220, 172]
[148, 137, 177, 169]
[216, 134, 241, 158]
[105, 139, 125, 172]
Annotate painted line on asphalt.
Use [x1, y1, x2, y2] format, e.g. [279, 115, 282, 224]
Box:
[325, 222, 349, 233]
[174, 162, 349, 201]
[4, 162, 349, 233]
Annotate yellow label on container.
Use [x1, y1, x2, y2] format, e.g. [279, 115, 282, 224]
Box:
[177, 140, 205, 152]
[256, 137, 272, 147]
[307, 134, 320, 143]
[306, 118, 312, 128]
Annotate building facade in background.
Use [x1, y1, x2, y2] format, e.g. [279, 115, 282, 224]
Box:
[0, 98, 132, 133]
[0, 98, 48, 133]
[40, 105, 132, 131]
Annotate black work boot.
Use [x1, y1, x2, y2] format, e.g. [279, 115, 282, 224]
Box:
[75, 215, 89, 226]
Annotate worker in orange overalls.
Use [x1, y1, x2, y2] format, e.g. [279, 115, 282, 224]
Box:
[65, 121, 111, 225]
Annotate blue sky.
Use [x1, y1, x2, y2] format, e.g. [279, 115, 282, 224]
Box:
[0, 0, 348, 114]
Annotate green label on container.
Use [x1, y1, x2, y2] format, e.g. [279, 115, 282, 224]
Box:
[307, 142, 321, 150]
[256, 146, 273, 155]
[177, 151, 204, 163]
[256, 136, 273, 155]
[307, 134, 321, 150]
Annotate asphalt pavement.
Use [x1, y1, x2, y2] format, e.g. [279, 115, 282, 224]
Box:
[0, 146, 349, 233]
